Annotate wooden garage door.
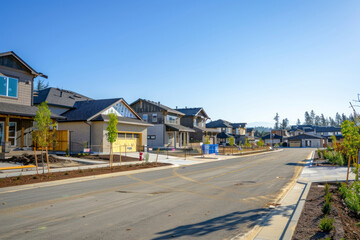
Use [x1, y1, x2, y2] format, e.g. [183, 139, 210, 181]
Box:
[113, 133, 140, 153]
[289, 140, 301, 148]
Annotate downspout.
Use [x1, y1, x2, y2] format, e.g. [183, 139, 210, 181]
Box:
[84, 121, 92, 148]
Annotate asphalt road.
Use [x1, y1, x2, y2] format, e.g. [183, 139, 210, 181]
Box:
[0, 148, 311, 240]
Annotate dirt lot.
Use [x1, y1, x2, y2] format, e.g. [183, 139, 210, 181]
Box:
[0, 162, 170, 188]
[292, 183, 360, 240]
[2, 154, 81, 168]
[73, 154, 139, 162]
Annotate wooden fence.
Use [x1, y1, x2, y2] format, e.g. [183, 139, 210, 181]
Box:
[33, 130, 69, 151]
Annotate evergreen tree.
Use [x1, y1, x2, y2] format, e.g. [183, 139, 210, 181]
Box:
[314, 115, 321, 126]
[329, 117, 336, 126]
[35, 79, 49, 91]
[304, 111, 312, 125]
[335, 112, 342, 126]
[296, 119, 301, 125]
[310, 110, 316, 125]
[280, 118, 289, 129]
[320, 114, 326, 126]
[274, 113, 280, 129]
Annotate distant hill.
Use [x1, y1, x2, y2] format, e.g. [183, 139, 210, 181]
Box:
[247, 122, 273, 128]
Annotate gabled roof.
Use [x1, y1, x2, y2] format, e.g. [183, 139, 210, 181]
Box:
[0, 102, 64, 119]
[206, 119, 232, 128]
[230, 123, 247, 128]
[0, 51, 47, 78]
[217, 132, 232, 139]
[61, 98, 140, 121]
[130, 99, 185, 116]
[176, 107, 210, 119]
[262, 133, 283, 139]
[34, 88, 92, 108]
[287, 134, 322, 140]
[93, 115, 152, 126]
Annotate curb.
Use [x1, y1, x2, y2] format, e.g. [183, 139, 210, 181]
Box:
[281, 181, 311, 239]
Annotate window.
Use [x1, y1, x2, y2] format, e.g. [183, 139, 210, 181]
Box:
[166, 115, 178, 124]
[152, 114, 157, 123]
[147, 135, 156, 140]
[0, 76, 18, 98]
[143, 114, 148, 122]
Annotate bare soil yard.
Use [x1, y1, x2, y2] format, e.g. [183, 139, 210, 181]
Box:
[0, 162, 170, 188]
[292, 183, 360, 240]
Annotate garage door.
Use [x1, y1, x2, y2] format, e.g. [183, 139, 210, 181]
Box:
[113, 133, 140, 152]
[289, 141, 301, 148]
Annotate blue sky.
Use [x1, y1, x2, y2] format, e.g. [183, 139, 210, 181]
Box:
[2, 0, 360, 126]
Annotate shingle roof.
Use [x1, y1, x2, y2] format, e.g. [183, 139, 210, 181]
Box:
[165, 123, 195, 132]
[176, 107, 210, 119]
[131, 99, 185, 116]
[93, 115, 152, 126]
[0, 102, 64, 119]
[61, 98, 121, 121]
[287, 134, 322, 140]
[314, 126, 342, 132]
[217, 132, 232, 139]
[193, 126, 220, 133]
[246, 127, 254, 132]
[230, 123, 247, 128]
[0, 51, 47, 78]
[262, 133, 283, 139]
[206, 119, 232, 128]
[34, 88, 92, 108]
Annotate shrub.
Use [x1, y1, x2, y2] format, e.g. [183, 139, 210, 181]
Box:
[325, 183, 329, 194]
[64, 172, 69, 175]
[322, 201, 332, 215]
[319, 216, 334, 232]
[65, 148, 70, 157]
[17, 175, 22, 181]
[33, 176, 38, 179]
[335, 152, 344, 166]
[339, 182, 360, 214]
[325, 192, 333, 202]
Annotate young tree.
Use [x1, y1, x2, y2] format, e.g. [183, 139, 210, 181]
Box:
[257, 138, 264, 147]
[106, 113, 118, 168]
[274, 113, 280, 129]
[33, 102, 56, 174]
[341, 120, 360, 183]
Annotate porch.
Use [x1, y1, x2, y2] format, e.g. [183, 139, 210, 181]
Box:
[165, 123, 195, 149]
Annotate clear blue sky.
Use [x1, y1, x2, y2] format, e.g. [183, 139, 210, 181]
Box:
[2, 0, 360, 126]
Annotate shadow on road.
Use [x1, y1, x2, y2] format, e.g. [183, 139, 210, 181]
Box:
[152, 205, 296, 239]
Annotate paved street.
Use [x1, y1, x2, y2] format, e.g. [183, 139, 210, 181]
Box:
[0, 148, 311, 240]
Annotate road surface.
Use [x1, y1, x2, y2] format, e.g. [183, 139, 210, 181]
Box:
[0, 148, 311, 240]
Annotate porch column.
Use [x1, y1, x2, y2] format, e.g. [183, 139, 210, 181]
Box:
[174, 131, 177, 148]
[4, 115, 9, 143]
[179, 132, 182, 148]
[187, 132, 189, 147]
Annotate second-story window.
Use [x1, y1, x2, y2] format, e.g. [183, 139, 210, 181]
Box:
[143, 114, 148, 122]
[0, 76, 18, 98]
[166, 115, 178, 124]
[152, 114, 157, 123]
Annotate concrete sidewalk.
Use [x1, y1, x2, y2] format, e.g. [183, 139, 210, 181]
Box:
[247, 152, 356, 240]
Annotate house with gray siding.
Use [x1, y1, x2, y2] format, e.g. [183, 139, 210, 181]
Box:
[130, 99, 195, 149]
[206, 119, 247, 145]
[176, 107, 219, 144]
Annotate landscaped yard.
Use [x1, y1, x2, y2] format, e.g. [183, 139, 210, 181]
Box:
[292, 182, 360, 240]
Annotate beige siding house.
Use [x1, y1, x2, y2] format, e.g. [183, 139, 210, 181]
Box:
[58, 98, 152, 153]
[0, 51, 63, 157]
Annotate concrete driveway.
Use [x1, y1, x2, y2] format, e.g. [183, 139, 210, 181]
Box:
[0, 148, 311, 240]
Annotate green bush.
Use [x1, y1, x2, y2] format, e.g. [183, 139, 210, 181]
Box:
[335, 152, 344, 166]
[325, 183, 329, 194]
[322, 201, 332, 215]
[325, 192, 333, 202]
[319, 216, 334, 232]
[338, 182, 360, 214]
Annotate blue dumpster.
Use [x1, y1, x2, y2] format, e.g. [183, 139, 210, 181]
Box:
[202, 144, 219, 155]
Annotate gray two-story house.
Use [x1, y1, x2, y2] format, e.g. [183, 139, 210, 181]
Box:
[176, 107, 219, 144]
[130, 99, 194, 149]
[206, 119, 247, 145]
[0, 51, 62, 154]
